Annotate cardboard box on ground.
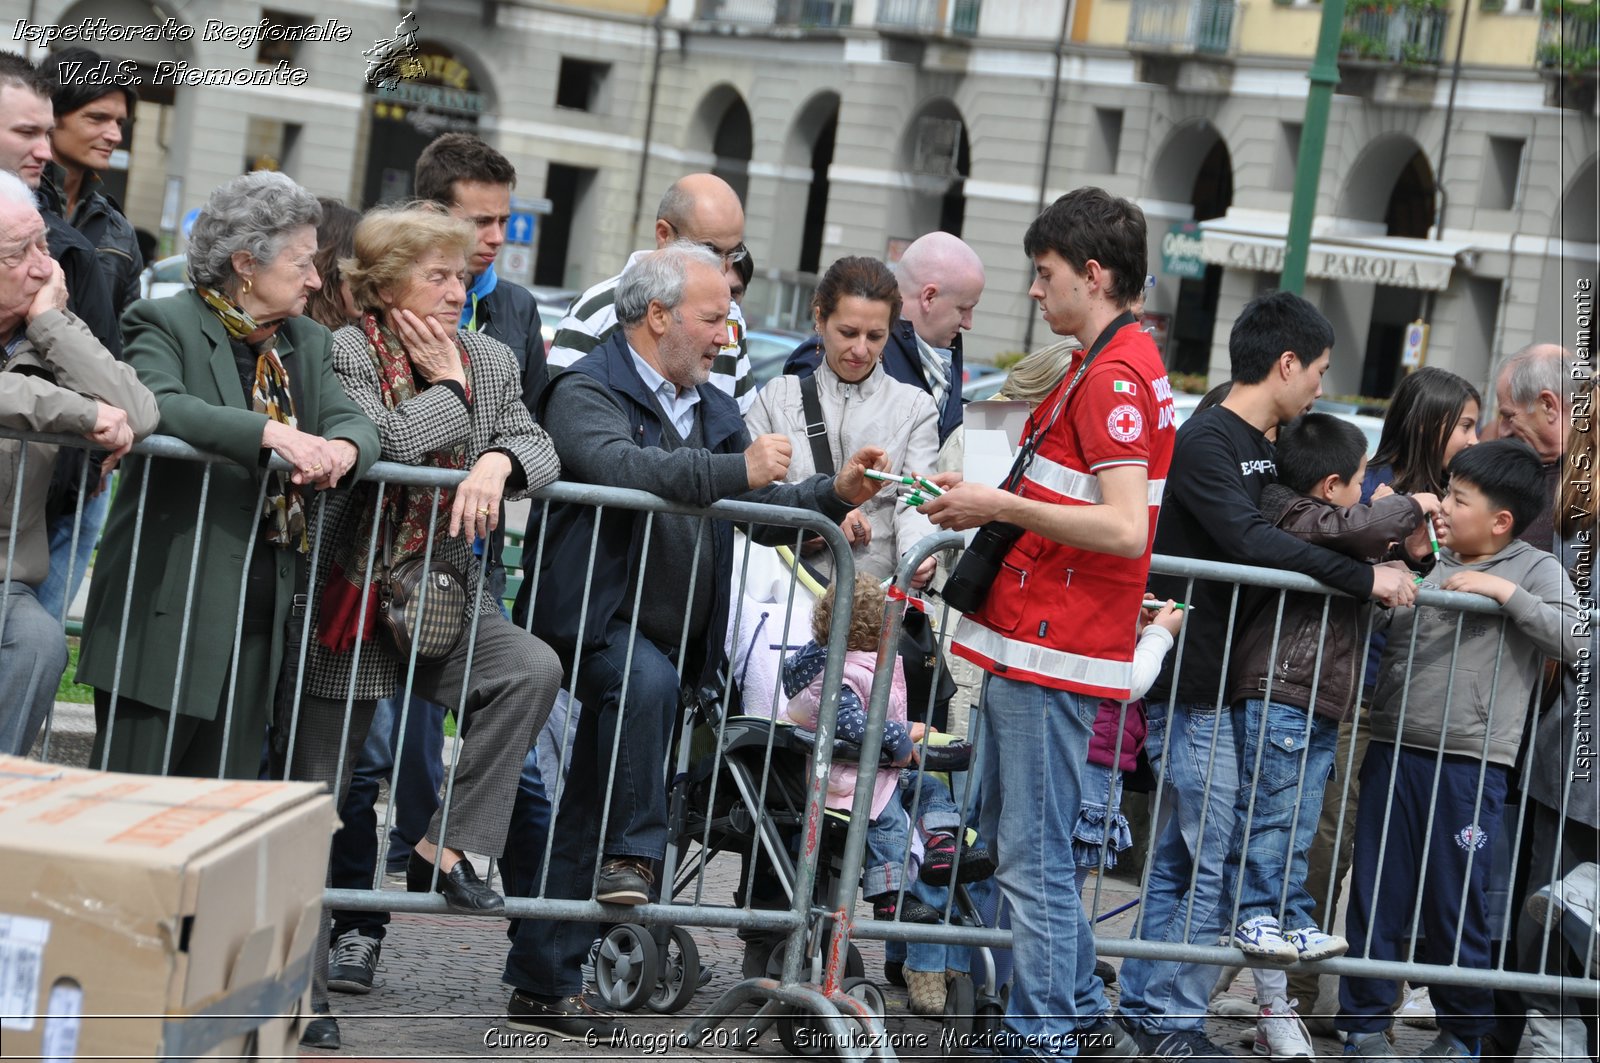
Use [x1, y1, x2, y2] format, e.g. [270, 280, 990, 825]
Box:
[0, 755, 334, 1060]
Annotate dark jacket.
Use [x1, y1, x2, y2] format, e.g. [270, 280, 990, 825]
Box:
[517, 329, 853, 691]
[40, 203, 120, 358]
[41, 166, 142, 317]
[784, 318, 964, 444]
[1229, 484, 1423, 722]
[473, 279, 547, 415]
[77, 294, 380, 719]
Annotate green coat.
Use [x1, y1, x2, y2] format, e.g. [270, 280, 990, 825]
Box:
[77, 293, 380, 720]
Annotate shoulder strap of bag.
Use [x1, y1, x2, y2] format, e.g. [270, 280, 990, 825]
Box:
[1001, 310, 1138, 492]
[798, 373, 835, 476]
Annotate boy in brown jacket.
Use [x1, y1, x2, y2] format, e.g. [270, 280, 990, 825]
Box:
[1224, 413, 1432, 975]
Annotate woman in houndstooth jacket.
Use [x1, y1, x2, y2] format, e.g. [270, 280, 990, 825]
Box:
[291, 206, 562, 983]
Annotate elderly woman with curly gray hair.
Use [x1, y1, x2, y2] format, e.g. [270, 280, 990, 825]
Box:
[78, 171, 381, 780]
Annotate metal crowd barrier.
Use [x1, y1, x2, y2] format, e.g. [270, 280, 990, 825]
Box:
[8, 427, 1598, 1060]
[1, 428, 897, 1059]
[856, 531, 1599, 1017]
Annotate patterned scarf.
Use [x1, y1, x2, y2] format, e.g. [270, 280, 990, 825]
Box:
[196, 285, 308, 553]
[317, 312, 474, 653]
[912, 329, 953, 417]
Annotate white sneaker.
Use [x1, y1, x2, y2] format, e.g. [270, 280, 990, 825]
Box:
[1254, 997, 1314, 1059]
[1526, 861, 1600, 969]
[1396, 985, 1438, 1029]
[1235, 915, 1300, 964]
[1285, 925, 1349, 962]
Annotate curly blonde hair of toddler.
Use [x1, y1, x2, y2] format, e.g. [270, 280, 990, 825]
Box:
[811, 574, 888, 653]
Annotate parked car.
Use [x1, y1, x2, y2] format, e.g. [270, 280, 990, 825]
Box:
[961, 370, 1010, 403]
[139, 254, 188, 301]
[746, 328, 807, 386]
[525, 285, 579, 354]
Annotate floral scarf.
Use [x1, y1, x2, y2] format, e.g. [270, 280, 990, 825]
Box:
[196, 285, 308, 553]
[317, 312, 473, 653]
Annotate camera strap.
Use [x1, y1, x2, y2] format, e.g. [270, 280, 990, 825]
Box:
[1001, 310, 1138, 492]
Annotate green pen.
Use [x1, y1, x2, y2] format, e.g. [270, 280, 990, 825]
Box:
[902, 492, 927, 506]
[1142, 600, 1190, 611]
[1427, 519, 1440, 557]
[866, 469, 946, 497]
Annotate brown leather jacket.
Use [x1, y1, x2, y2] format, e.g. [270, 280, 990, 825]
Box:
[1229, 484, 1423, 722]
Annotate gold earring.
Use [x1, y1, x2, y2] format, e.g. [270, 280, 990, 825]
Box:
[241, 278, 252, 296]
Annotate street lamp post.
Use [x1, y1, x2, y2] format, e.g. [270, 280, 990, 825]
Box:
[1281, 0, 1347, 293]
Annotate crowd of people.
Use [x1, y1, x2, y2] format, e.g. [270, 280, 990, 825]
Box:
[0, 47, 1594, 1063]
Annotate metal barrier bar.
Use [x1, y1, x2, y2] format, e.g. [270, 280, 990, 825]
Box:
[10, 427, 1599, 1034]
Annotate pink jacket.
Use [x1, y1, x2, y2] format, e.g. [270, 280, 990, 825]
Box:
[1088, 698, 1147, 772]
[786, 649, 907, 821]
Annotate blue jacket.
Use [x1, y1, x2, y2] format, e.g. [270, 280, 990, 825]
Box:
[516, 329, 851, 690]
[783, 318, 964, 443]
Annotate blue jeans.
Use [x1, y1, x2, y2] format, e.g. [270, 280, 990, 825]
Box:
[975, 673, 1107, 1053]
[503, 623, 682, 997]
[1119, 701, 1241, 1034]
[1225, 699, 1338, 930]
[890, 762, 989, 977]
[863, 801, 914, 899]
[37, 487, 110, 622]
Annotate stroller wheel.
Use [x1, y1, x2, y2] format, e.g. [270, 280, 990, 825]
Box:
[942, 974, 977, 1056]
[974, 998, 1004, 1036]
[646, 926, 701, 1014]
[840, 976, 885, 1018]
[765, 940, 865, 983]
[593, 923, 660, 1012]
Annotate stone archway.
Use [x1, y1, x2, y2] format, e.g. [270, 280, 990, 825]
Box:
[687, 84, 753, 205]
[784, 91, 840, 275]
[898, 98, 970, 239]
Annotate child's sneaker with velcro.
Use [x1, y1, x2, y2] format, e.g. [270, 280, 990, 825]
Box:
[1285, 925, 1348, 961]
[1233, 915, 1299, 963]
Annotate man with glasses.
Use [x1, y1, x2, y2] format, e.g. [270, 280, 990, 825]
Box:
[0, 168, 156, 757]
[548, 173, 755, 414]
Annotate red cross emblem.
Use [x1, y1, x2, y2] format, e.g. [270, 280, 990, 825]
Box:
[1107, 404, 1143, 442]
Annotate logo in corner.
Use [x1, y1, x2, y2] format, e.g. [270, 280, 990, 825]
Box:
[1108, 404, 1143, 443]
[364, 11, 424, 90]
[1455, 823, 1489, 851]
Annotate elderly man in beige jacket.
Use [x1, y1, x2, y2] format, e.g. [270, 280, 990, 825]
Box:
[0, 169, 157, 756]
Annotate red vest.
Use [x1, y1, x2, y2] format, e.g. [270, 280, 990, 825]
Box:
[952, 323, 1175, 699]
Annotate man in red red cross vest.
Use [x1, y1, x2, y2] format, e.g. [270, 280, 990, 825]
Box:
[921, 187, 1175, 1056]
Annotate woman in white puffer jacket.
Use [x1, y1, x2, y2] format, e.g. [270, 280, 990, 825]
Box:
[745, 256, 940, 588]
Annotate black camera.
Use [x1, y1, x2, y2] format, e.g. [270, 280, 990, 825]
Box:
[940, 521, 1025, 614]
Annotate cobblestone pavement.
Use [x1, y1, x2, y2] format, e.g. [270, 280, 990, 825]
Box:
[300, 850, 1438, 1062]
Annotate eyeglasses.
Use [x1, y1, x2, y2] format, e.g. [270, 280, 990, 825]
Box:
[0, 236, 48, 270]
[665, 222, 748, 267]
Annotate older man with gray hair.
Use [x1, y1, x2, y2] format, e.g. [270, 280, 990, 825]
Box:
[0, 168, 156, 755]
[1493, 342, 1583, 548]
[502, 241, 889, 1037]
[785, 231, 985, 444]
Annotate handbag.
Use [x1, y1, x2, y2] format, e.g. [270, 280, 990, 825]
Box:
[798, 374, 955, 729]
[377, 518, 470, 663]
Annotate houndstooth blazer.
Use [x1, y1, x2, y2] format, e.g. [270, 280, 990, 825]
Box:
[301, 325, 561, 703]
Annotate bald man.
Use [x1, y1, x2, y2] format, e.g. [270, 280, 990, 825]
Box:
[548, 173, 755, 413]
[1493, 342, 1583, 549]
[785, 231, 985, 444]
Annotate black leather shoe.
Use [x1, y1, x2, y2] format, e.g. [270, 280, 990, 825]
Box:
[299, 1015, 341, 1049]
[407, 851, 505, 914]
[505, 990, 627, 1039]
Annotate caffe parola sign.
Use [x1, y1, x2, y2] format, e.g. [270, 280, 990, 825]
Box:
[1162, 221, 1207, 281]
[1200, 232, 1457, 291]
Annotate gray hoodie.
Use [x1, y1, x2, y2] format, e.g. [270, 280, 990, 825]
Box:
[1370, 538, 1581, 767]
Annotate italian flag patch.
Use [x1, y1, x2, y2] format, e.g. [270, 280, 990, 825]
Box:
[1113, 380, 1138, 395]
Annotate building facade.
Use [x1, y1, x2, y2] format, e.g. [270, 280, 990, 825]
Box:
[17, 0, 1597, 397]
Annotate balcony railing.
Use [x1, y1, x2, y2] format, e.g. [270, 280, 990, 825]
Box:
[1538, 3, 1600, 75]
[1127, 0, 1238, 54]
[1339, 4, 1450, 65]
[694, 0, 853, 29]
[876, 0, 982, 36]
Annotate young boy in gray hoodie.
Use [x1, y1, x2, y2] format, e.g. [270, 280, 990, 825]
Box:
[1338, 439, 1584, 1061]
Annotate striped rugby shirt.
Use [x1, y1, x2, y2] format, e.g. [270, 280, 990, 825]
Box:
[547, 249, 755, 414]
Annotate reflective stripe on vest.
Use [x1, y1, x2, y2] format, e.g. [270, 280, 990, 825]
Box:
[953, 615, 1133, 691]
[1021, 453, 1166, 507]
